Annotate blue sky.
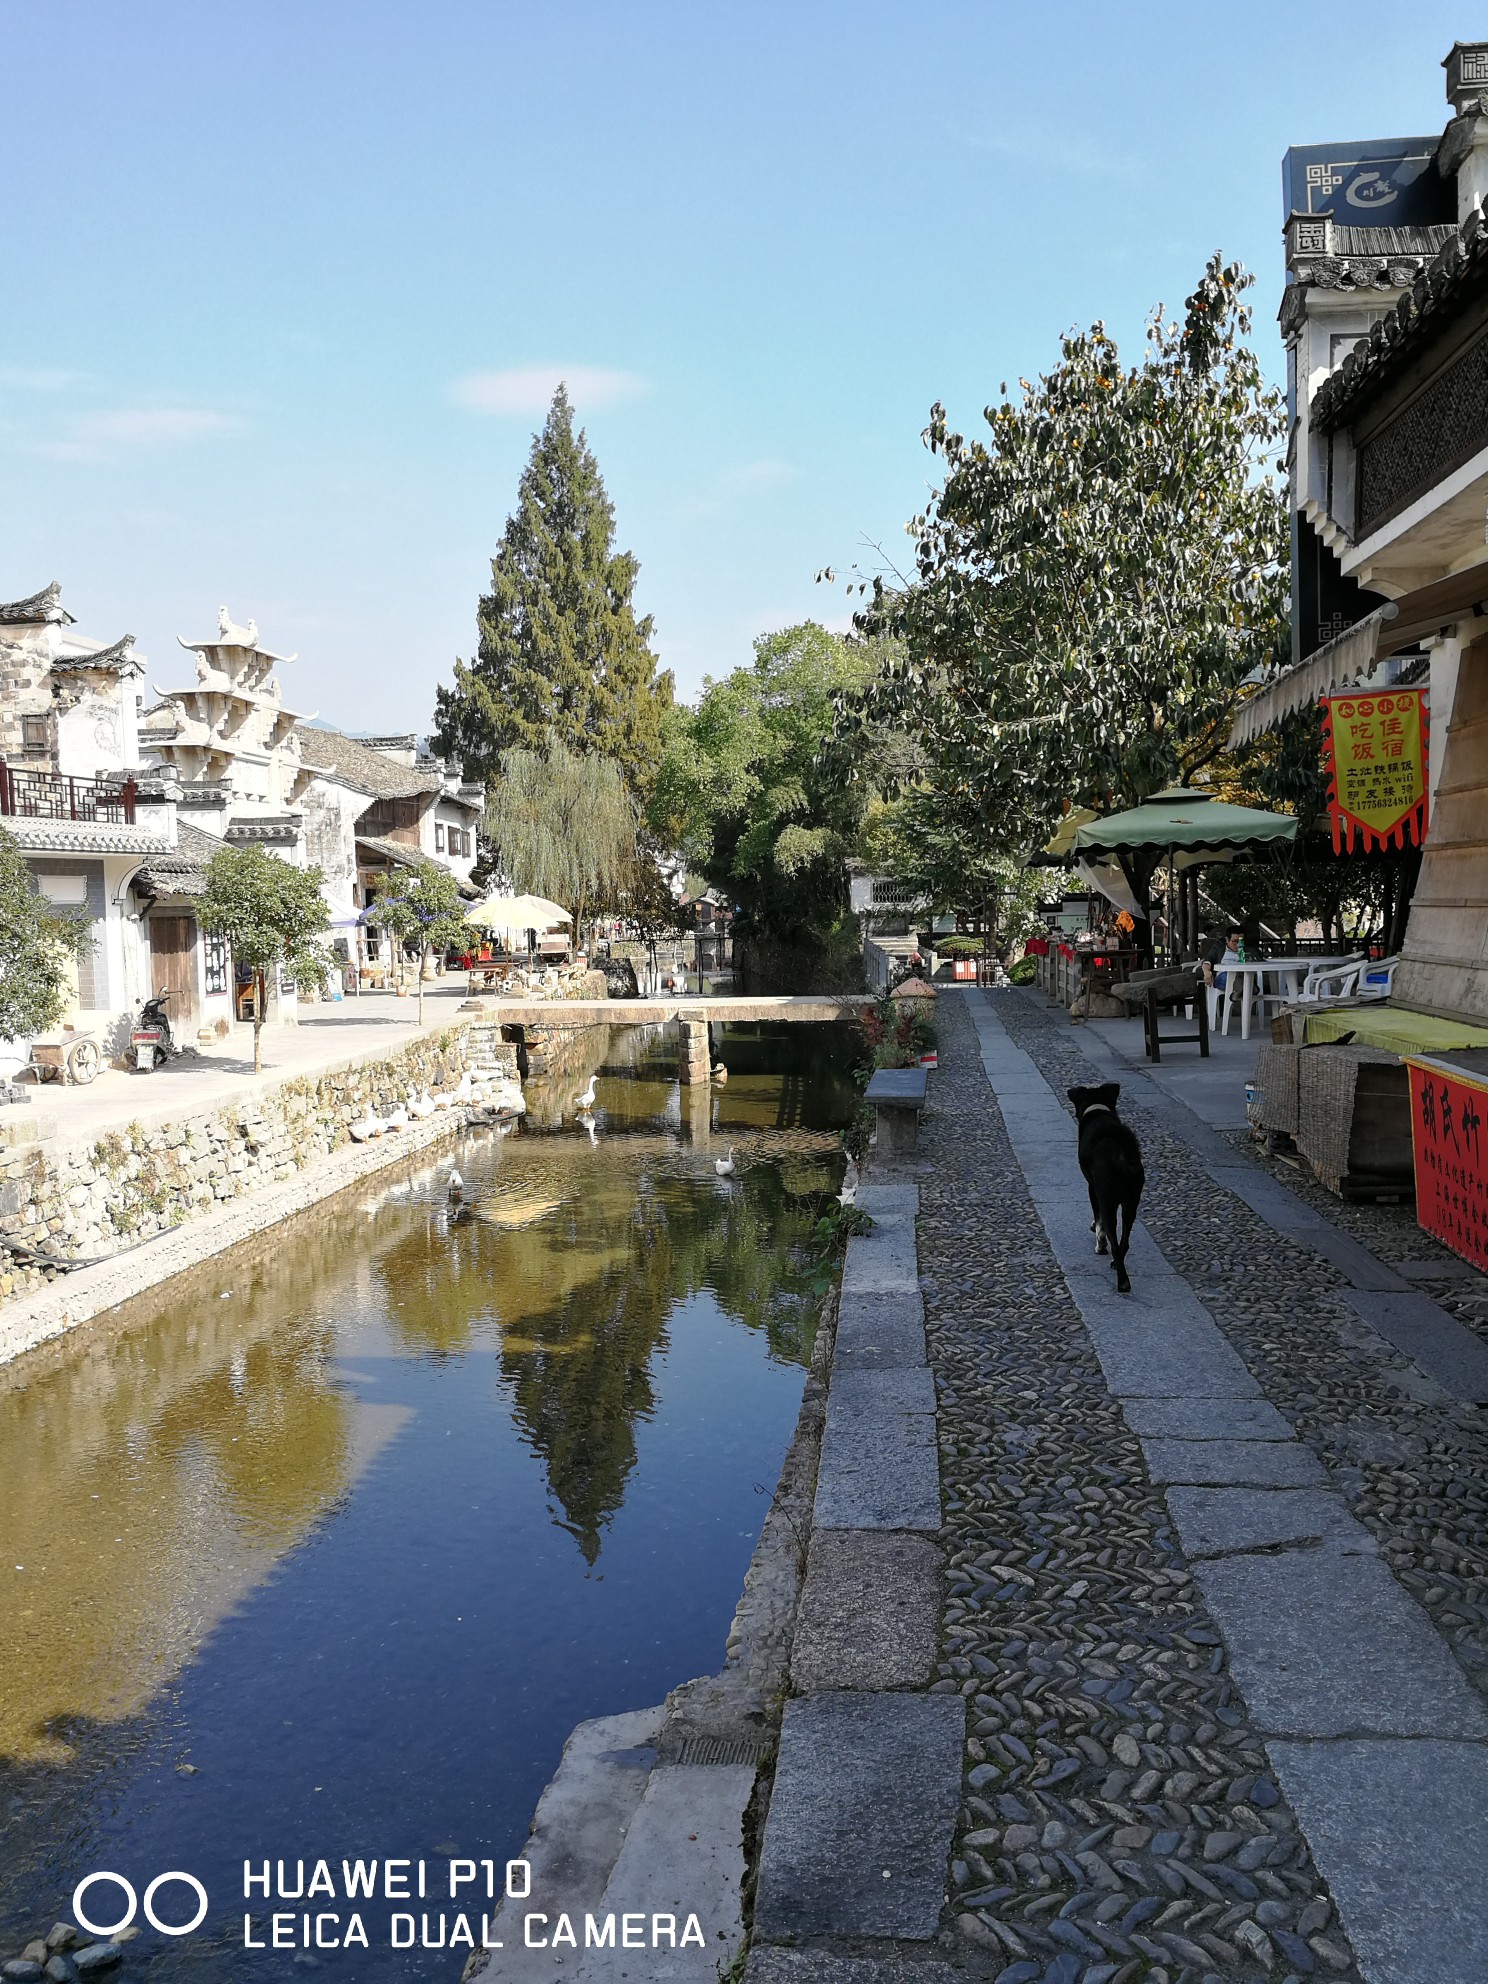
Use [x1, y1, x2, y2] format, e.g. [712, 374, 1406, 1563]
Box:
[0, 2, 1471, 732]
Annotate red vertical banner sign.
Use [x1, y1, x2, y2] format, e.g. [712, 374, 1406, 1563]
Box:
[1320, 688, 1429, 852]
[1405, 1058, 1488, 1271]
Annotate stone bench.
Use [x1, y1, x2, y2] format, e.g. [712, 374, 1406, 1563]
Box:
[864, 1065, 929, 1154]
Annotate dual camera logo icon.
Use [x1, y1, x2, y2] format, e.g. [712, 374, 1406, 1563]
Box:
[72, 1872, 209, 1939]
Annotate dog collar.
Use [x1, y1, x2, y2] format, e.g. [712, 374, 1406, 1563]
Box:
[1079, 1103, 1115, 1116]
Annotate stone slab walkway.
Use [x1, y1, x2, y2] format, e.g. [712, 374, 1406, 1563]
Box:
[745, 985, 1488, 1984]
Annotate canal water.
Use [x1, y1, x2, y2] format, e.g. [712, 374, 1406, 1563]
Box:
[0, 1022, 857, 1979]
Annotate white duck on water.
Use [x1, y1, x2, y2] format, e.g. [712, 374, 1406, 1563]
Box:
[448, 1168, 464, 1200]
[714, 1146, 736, 1177]
[574, 1074, 598, 1112]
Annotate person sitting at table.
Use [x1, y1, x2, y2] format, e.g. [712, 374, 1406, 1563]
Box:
[1203, 927, 1242, 991]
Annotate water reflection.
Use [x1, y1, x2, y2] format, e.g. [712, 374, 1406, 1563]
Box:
[0, 1020, 854, 1974]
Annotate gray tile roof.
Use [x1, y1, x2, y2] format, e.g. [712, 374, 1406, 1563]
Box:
[134, 820, 227, 898]
[6, 818, 172, 855]
[293, 723, 442, 800]
[0, 582, 74, 627]
[1313, 203, 1488, 431]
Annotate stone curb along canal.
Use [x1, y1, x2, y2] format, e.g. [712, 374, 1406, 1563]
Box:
[0, 1018, 521, 1367]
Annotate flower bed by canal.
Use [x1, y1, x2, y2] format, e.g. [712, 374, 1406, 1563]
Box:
[0, 1022, 857, 1979]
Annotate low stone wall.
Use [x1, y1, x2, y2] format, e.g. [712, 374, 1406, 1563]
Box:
[0, 1020, 517, 1305]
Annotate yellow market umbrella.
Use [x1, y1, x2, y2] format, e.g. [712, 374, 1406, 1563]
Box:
[464, 893, 572, 935]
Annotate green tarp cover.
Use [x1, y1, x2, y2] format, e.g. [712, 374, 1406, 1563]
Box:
[1304, 1005, 1488, 1054]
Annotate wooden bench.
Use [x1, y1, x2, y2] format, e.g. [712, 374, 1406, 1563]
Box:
[865, 1065, 929, 1153]
[1110, 966, 1209, 1063]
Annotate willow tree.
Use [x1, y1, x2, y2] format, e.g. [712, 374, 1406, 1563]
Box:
[843, 254, 1289, 937]
[432, 385, 673, 800]
[483, 736, 636, 945]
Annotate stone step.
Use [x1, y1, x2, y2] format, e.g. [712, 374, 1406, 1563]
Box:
[752, 1693, 964, 1944]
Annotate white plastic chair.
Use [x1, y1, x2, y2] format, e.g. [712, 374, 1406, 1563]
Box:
[1357, 955, 1400, 1001]
[1297, 957, 1365, 1002]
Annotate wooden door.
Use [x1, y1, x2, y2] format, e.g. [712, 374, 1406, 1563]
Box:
[150, 914, 199, 1027]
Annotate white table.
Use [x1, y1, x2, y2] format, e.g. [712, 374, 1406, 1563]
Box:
[1215, 956, 1356, 1040]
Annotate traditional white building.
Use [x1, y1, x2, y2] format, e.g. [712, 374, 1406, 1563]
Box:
[141, 610, 482, 990]
[0, 582, 183, 1053]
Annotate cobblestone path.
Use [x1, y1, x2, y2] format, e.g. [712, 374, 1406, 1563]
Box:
[919, 989, 1488, 1984]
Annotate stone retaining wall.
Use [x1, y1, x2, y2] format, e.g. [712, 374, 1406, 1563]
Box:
[0, 1020, 518, 1306]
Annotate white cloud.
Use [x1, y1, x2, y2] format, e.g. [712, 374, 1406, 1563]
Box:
[450, 365, 647, 417]
[32, 406, 248, 461]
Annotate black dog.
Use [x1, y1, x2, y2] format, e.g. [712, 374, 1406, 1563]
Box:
[1068, 1083, 1145, 1295]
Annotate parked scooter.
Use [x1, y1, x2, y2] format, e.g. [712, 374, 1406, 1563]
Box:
[130, 991, 176, 1072]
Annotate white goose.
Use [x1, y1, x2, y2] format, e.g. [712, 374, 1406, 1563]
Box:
[574, 1074, 598, 1112]
[448, 1168, 464, 1200]
[408, 1088, 437, 1120]
[349, 1111, 387, 1142]
[385, 1103, 411, 1132]
[714, 1146, 736, 1177]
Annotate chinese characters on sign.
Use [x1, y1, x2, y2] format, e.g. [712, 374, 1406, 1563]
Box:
[1320, 689, 1429, 852]
[1407, 1063, 1488, 1272]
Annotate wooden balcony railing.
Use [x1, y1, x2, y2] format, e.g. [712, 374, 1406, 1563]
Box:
[0, 761, 137, 825]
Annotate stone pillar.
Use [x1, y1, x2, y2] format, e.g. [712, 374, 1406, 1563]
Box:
[682, 1080, 712, 1144]
[678, 1018, 711, 1085]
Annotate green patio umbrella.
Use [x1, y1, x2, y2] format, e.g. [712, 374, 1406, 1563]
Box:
[1074, 788, 1297, 960]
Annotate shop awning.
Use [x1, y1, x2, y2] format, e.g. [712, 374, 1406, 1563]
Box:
[1228, 559, 1488, 748]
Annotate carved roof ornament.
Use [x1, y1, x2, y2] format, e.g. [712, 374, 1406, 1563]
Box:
[177, 607, 297, 664]
[0, 581, 75, 627]
[219, 605, 258, 646]
[1444, 41, 1488, 116]
[54, 633, 140, 676]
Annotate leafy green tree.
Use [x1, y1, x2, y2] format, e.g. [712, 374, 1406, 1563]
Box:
[652, 623, 881, 982]
[0, 825, 92, 1042]
[845, 255, 1288, 941]
[483, 734, 637, 946]
[432, 385, 673, 798]
[368, 858, 470, 1022]
[860, 789, 1044, 957]
[198, 846, 332, 1072]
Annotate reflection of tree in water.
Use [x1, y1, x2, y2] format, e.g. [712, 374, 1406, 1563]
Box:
[376, 1141, 826, 1563]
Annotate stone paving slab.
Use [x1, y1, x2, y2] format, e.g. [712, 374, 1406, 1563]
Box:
[833, 1291, 927, 1372]
[1340, 1288, 1488, 1403]
[1194, 1542, 1488, 1737]
[856, 1183, 921, 1218]
[752, 1693, 964, 1942]
[814, 1404, 941, 1531]
[567, 1762, 754, 1982]
[1121, 1394, 1293, 1438]
[1140, 1434, 1327, 1486]
[791, 1530, 942, 1692]
[1167, 1484, 1375, 1558]
[840, 1221, 921, 1297]
[1267, 1738, 1488, 1984]
[1058, 1295, 1264, 1398]
[746, 1956, 965, 1984]
[825, 1367, 936, 1421]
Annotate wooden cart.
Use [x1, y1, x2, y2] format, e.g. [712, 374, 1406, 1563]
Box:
[26, 1029, 102, 1086]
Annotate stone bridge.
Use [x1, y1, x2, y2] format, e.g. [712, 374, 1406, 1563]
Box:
[467, 994, 871, 1083]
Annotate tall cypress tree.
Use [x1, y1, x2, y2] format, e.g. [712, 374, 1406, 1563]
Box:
[432, 386, 673, 795]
